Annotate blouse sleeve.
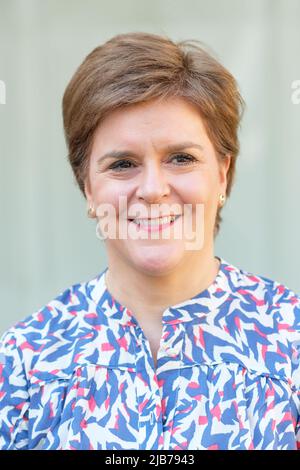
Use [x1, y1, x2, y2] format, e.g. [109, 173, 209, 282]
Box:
[296, 395, 300, 449]
[291, 304, 300, 449]
[0, 328, 30, 449]
[289, 296, 300, 449]
[292, 300, 300, 449]
[293, 369, 300, 449]
[276, 284, 300, 449]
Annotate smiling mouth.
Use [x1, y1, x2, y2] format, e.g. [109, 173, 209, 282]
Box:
[127, 214, 181, 230]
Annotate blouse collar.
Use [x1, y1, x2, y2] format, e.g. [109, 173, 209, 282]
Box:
[87, 257, 237, 326]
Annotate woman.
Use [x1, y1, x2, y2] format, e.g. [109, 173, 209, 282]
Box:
[0, 32, 299, 450]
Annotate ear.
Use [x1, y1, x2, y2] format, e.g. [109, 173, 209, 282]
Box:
[219, 153, 231, 193]
[84, 177, 92, 204]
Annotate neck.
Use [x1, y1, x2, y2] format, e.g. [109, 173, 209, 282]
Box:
[105, 249, 220, 325]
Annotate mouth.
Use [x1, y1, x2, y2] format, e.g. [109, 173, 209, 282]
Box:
[127, 214, 181, 232]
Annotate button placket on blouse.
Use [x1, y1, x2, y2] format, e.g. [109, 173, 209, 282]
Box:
[157, 321, 184, 450]
[133, 324, 164, 449]
[161, 342, 182, 358]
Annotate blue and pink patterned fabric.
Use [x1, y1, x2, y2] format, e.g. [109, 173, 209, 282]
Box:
[0, 257, 299, 450]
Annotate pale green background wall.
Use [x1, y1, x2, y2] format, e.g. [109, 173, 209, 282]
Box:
[0, 0, 299, 335]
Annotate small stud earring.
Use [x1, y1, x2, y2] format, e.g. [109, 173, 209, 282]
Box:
[219, 194, 226, 207]
[87, 205, 96, 218]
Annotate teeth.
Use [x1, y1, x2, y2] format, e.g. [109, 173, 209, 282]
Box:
[132, 216, 176, 226]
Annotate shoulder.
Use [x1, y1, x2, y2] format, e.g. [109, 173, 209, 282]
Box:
[5, 278, 92, 334]
[222, 258, 300, 324]
[0, 271, 105, 376]
[220, 259, 300, 388]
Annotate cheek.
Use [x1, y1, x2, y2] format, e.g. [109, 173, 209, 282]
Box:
[175, 171, 217, 204]
[91, 178, 126, 212]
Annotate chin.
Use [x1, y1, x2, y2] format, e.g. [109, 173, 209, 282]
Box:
[130, 245, 185, 276]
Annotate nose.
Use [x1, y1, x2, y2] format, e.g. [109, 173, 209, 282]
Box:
[135, 161, 170, 203]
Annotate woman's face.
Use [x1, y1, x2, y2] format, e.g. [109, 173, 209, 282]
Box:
[85, 97, 230, 276]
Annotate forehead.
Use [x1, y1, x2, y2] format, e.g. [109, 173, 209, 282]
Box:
[93, 97, 210, 149]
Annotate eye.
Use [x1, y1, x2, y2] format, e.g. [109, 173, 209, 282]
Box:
[169, 153, 198, 165]
[107, 153, 198, 172]
[108, 159, 136, 171]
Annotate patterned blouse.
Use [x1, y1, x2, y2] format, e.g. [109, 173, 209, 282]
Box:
[0, 257, 300, 450]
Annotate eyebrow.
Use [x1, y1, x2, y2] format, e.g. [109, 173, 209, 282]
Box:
[96, 141, 204, 165]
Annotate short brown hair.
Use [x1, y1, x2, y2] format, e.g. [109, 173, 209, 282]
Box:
[62, 32, 244, 236]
